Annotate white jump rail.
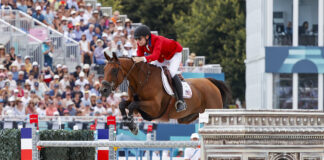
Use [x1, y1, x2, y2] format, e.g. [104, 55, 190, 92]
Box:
[37, 140, 200, 148]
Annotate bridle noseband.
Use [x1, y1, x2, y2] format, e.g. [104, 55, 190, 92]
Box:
[105, 60, 136, 91]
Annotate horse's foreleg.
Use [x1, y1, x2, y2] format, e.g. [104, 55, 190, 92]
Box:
[119, 100, 131, 120]
[127, 101, 139, 135]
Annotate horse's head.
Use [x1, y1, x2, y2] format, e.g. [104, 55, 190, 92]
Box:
[100, 52, 124, 97]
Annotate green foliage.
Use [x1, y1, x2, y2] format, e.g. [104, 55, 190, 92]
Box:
[98, 0, 123, 11]
[0, 129, 21, 160]
[174, 0, 246, 101]
[120, 0, 193, 39]
[39, 130, 95, 160]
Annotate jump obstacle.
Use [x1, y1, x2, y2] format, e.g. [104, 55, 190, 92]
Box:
[20, 115, 202, 160]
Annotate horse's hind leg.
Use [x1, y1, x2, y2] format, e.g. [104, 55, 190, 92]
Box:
[177, 113, 199, 124]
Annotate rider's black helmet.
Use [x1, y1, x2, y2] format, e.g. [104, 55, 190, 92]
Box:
[134, 25, 151, 39]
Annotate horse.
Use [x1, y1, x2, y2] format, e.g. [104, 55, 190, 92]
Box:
[100, 52, 230, 135]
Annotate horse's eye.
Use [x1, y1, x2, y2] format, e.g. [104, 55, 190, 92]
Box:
[111, 68, 118, 76]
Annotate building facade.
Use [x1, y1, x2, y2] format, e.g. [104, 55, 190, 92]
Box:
[246, 0, 324, 110]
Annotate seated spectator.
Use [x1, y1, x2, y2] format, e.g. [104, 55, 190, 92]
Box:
[46, 100, 58, 116]
[84, 24, 95, 42]
[32, 6, 47, 25]
[3, 54, 11, 70]
[24, 56, 32, 73]
[107, 92, 120, 108]
[16, 71, 25, 85]
[29, 62, 40, 79]
[3, 96, 15, 116]
[6, 72, 17, 90]
[124, 18, 132, 36]
[21, 90, 30, 107]
[66, 101, 77, 116]
[90, 35, 98, 52]
[26, 100, 37, 115]
[96, 3, 103, 17]
[43, 5, 54, 25]
[111, 10, 120, 24]
[67, 0, 79, 10]
[69, 10, 80, 26]
[73, 23, 83, 41]
[81, 90, 91, 107]
[75, 72, 89, 91]
[0, 45, 6, 64]
[60, 75, 70, 90]
[91, 81, 101, 96]
[56, 101, 66, 116]
[84, 3, 93, 21]
[36, 100, 46, 116]
[78, 9, 88, 26]
[90, 93, 97, 107]
[14, 98, 25, 116]
[94, 26, 102, 39]
[80, 34, 93, 64]
[81, 101, 93, 116]
[79, 19, 88, 31]
[9, 47, 16, 63]
[94, 99, 106, 115]
[123, 41, 135, 57]
[92, 10, 100, 24]
[299, 21, 310, 35]
[17, 0, 28, 13]
[73, 65, 82, 79]
[93, 39, 106, 65]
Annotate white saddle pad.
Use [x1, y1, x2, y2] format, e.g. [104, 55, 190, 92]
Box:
[161, 67, 192, 99]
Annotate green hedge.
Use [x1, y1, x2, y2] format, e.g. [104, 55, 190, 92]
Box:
[0, 129, 21, 160]
[0, 129, 95, 160]
[39, 130, 95, 160]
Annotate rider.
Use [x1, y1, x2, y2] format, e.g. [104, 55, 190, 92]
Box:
[132, 25, 186, 112]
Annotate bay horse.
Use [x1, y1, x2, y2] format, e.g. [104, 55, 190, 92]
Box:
[100, 52, 230, 135]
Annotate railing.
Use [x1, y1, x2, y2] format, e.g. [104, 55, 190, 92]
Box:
[181, 48, 190, 65]
[101, 7, 113, 17]
[0, 10, 80, 71]
[84, 0, 97, 9]
[181, 65, 222, 73]
[0, 19, 43, 69]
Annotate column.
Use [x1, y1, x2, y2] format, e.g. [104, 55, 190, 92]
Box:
[293, 73, 298, 109]
[293, 0, 299, 46]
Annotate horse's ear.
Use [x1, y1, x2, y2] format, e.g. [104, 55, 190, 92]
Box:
[112, 52, 119, 61]
[104, 51, 111, 61]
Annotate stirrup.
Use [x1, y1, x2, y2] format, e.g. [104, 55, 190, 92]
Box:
[175, 100, 187, 112]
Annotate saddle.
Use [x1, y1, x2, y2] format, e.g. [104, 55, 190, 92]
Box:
[161, 66, 192, 99]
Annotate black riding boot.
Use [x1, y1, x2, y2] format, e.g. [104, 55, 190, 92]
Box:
[172, 75, 187, 112]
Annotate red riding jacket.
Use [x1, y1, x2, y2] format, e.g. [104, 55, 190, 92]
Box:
[137, 34, 183, 63]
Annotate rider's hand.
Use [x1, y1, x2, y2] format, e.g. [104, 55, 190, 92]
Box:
[132, 57, 145, 63]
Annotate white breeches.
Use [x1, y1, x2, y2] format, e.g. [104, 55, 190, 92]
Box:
[150, 52, 182, 77]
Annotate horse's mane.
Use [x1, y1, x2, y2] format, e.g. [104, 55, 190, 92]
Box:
[118, 56, 161, 70]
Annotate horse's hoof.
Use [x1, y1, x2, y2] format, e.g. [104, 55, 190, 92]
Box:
[130, 126, 138, 135]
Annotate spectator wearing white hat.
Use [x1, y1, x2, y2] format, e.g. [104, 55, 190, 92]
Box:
[5, 72, 17, 90]
[73, 23, 83, 41]
[123, 41, 135, 57]
[184, 133, 200, 160]
[91, 81, 101, 96]
[32, 6, 47, 25]
[84, 3, 93, 22]
[60, 74, 70, 90]
[29, 62, 40, 79]
[69, 10, 80, 26]
[94, 39, 106, 65]
[96, 3, 103, 17]
[75, 72, 89, 91]
[77, 8, 89, 25]
[3, 96, 16, 116]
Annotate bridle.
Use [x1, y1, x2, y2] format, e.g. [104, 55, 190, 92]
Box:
[102, 59, 136, 91]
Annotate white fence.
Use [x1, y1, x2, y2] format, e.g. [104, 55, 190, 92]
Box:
[0, 19, 43, 68]
[0, 10, 80, 71]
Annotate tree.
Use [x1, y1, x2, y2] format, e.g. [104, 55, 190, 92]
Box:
[120, 0, 193, 40]
[174, 0, 246, 102]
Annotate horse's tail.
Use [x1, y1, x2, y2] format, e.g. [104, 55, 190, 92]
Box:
[206, 78, 232, 107]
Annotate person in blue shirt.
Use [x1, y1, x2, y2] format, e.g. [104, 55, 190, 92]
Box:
[42, 39, 54, 69]
[32, 6, 47, 25]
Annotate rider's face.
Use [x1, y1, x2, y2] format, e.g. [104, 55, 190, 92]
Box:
[136, 36, 148, 47]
